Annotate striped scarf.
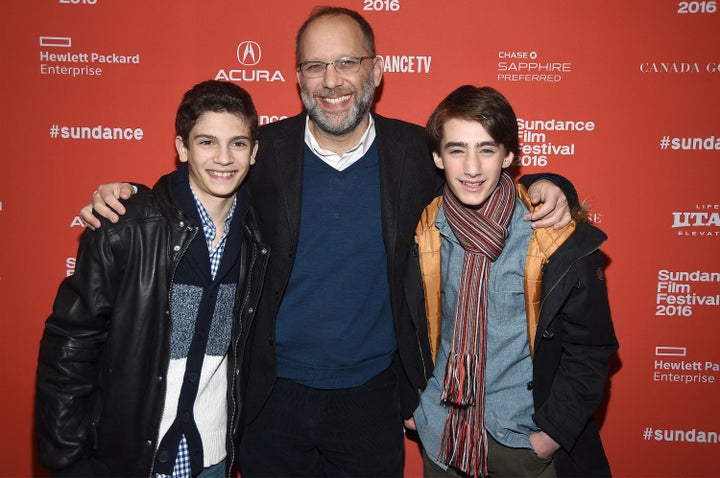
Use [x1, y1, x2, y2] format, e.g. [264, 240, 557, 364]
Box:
[439, 172, 516, 477]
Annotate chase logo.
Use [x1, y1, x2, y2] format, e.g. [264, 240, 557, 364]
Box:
[237, 41, 261, 66]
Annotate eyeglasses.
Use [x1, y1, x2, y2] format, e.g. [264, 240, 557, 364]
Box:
[297, 56, 375, 78]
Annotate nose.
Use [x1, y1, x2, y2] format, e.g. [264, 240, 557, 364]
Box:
[464, 152, 482, 177]
[322, 62, 345, 89]
[215, 146, 233, 165]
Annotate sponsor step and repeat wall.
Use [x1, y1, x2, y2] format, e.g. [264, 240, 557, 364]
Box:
[1, 0, 718, 476]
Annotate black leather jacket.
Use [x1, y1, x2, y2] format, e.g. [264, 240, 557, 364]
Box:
[35, 169, 269, 477]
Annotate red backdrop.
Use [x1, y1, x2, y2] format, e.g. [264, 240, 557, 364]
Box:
[1, 0, 719, 476]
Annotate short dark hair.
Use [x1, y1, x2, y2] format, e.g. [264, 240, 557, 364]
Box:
[426, 85, 519, 157]
[175, 80, 258, 146]
[295, 6, 376, 62]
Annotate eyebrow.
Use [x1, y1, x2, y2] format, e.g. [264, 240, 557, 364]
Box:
[193, 133, 252, 142]
[443, 140, 499, 149]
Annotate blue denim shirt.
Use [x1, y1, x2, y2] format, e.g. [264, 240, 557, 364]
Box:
[414, 200, 538, 469]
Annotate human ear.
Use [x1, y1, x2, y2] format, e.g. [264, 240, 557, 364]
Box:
[175, 136, 188, 163]
[250, 141, 259, 165]
[372, 56, 384, 87]
[502, 151, 514, 168]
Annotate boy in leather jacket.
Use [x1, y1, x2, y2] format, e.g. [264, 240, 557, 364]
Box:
[35, 80, 267, 477]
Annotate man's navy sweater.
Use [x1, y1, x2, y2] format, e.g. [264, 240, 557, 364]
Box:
[275, 143, 396, 389]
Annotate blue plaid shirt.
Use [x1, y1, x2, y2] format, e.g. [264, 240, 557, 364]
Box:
[192, 188, 237, 280]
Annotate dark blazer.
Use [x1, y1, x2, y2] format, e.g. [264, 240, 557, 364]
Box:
[244, 113, 443, 422]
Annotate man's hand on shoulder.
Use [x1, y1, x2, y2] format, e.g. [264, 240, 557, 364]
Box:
[81, 182, 135, 230]
[524, 179, 571, 230]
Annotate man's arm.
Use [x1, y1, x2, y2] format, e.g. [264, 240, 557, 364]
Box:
[84, 177, 574, 230]
[81, 182, 137, 230]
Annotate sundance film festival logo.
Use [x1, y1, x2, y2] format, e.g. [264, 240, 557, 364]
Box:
[215, 40, 285, 82]
[672, 203, 720, 237]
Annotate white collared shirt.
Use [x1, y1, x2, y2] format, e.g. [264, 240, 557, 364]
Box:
[303, 114, 377, 171]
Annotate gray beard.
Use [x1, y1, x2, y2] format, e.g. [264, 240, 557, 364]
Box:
[301, 77, 375, 137]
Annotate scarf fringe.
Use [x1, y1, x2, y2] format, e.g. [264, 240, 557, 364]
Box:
[438, 403, 487, 477]
[441, 353, 479, 406]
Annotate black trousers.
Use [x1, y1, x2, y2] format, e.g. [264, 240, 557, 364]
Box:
[239, 367, 404, 477]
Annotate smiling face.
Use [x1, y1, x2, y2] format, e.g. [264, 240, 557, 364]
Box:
[434, 118, 514, 210]
[296, 13, 382, 138]
[175, 111, 258, 210]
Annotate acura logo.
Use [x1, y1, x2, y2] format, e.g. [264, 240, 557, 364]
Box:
[237, 41, 262, 66]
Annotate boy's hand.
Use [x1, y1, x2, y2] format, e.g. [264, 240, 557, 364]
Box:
[81, 182, 134, 230]
[523, 179, 571, 229]
[529, 430, 560, 459]
[403, 417, 417, 431]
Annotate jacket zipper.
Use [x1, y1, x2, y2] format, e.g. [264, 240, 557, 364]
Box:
[147, 222, 197, 478]
[226, 244, 256, 477]
[227, 229, 269, 477]
[538, 242, 603, 319]
[411, 244, 431, 381]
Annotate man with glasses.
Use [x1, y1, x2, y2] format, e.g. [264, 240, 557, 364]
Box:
[239, 7, 572, 477]
[83, 6, 572, 476]
[237, 11, 428, 476]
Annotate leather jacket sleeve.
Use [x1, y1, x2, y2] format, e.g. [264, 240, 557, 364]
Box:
[36, 224, 119, 471]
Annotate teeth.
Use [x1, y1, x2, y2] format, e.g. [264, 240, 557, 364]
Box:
[210, 171, 235, 178]
[324, 95, 351, 104]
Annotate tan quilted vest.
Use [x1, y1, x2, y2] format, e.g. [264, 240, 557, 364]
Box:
[414, 184, 576, 362]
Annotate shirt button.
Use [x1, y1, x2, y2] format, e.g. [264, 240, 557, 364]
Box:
[173, 245, 181, 252]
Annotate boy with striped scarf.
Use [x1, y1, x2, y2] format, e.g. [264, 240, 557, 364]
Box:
[405, 85, 618, 477]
